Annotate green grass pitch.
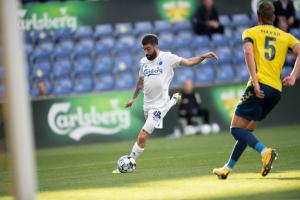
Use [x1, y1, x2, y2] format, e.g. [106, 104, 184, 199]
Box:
[1, 125, 300, 200]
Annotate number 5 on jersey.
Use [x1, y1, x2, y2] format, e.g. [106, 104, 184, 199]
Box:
[265, 36, 276, 61]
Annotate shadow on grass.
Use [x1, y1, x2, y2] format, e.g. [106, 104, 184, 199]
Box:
[186, 188, 300, 200]
[246, 176, 300, 181]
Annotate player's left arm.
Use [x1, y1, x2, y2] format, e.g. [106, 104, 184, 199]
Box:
[283, 43, 300, 87]
[179, 51, 218, 67]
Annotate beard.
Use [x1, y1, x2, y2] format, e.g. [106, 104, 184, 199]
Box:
[146, 51, 157, 61]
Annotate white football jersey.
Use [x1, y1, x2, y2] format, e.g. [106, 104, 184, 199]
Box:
[139, 51, 182, 110]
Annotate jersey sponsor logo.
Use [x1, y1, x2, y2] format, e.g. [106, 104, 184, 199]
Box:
[143, 67, 163, 77]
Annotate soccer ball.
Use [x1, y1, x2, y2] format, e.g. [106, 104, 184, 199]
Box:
[117, 155, 136, 173]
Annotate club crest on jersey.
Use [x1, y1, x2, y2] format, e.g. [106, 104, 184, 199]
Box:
[153, 110, 161, 121]
[143, 67, 163, 77]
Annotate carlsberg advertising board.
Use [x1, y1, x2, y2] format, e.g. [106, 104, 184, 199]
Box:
[32, 91, 144, 147]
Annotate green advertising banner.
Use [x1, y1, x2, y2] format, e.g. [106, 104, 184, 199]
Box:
[20, 1, 104, 31]
[32, 91, 144, 147]
[156, 0, 198, 22]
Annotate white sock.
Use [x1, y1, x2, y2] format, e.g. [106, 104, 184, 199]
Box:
[168, 97, 177, 110]
[261, 147, 268, 156]
[130, 142, 144, 160]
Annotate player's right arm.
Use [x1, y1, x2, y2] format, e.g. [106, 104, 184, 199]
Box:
[283, 42, 300, 87]
[243, 41, 265, 98]
[243, 29, 265, 99]
[180, 51, 218, 67]
[125, 76, 144, 108]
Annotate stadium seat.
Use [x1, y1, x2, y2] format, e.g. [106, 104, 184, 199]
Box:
[174, 67, 195, 85]
[94, 56, 113, 74]
[216, 47, 232, 64]
[31, 59, 51, 80]
[52, 77, 73, 96]
[174, 31, 193, 49]
[290, 28, 300, 40]
[173, 20, 192, 32]
[115, 23, 133, 36]
[25, 43, 34, 55]
[38, 41, 54, 55]
[53, 28, 72, 41]
[79, 38, 95, 50]
[52, 57, 72, 78]
[281, 66, 293, 78]
[159, 32, 175, 50]
[93, 74, 114, 92]
[52, 45, 70, 59]
[32, 30, 52, 44]
[235, 64, 249, 81]
[250, 13, 258, 26]
[58, 39, 75, 53]
[132, 41, 143, 55]
[219, 15, 231, 27]
[72, 39, 94, 57]
[73, 74, 93, 94]
[73, 26, 93, 40]
[233, 50, 244, 64]
[191, 35, 210, 49]
[118, 35, 135, 46]
[115, 72, 135, 90]
[154, 20, 173, 33]
[134, 21, 153, 35]
[212, 34, 229, 47]
[73, 56, 93, 75]
[114, 55, 133, 73]
[224, 28, 233, 38]
[94, 24, 113, 39]
[114, 35, 135, 54]
[232, 14, 251, 27]
[30, 86, 39, 97]
[30, 47, 50, 62]
[216, 64, 235, 82]
[93, 37, 115, 55]
[23, 31, 33, 44]
[195, 64, 215, 84]
[177, 48, 193, 58]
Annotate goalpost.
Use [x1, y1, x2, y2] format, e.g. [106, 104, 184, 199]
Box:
[0, 0, 37, 199]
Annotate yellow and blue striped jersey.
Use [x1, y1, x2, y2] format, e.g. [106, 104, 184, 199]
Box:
[242, 25, 299, 92]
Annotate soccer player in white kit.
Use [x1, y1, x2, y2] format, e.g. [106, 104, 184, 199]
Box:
[113, 34, 217, 172]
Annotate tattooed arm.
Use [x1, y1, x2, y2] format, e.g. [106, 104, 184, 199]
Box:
[125, 76, 144, 108]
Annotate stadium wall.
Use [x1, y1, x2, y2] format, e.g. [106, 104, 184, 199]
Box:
[25, 82, 300, 148]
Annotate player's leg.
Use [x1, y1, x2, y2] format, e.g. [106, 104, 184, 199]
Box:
[214, 85, 268, 179]
[129, 129, 148, 160]
[213, 115, 251, 179]
[129, 94, 181, 161]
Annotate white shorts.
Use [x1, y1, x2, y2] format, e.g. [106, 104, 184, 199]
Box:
[142, 105, 170, 134]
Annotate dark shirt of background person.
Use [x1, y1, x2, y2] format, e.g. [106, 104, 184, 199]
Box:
[192, 0, 224, 37]
[274, 0, 299, 29]
[179, 80, 210, 125]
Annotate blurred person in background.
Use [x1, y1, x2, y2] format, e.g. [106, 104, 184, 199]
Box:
[273, 0, 300, 30]
[37, 81, 46, 97]
[179, 79, 210, 125]
[277, 16, 297, 70]
[177, 79, 219, 136]
[192, 0, 224, 37]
